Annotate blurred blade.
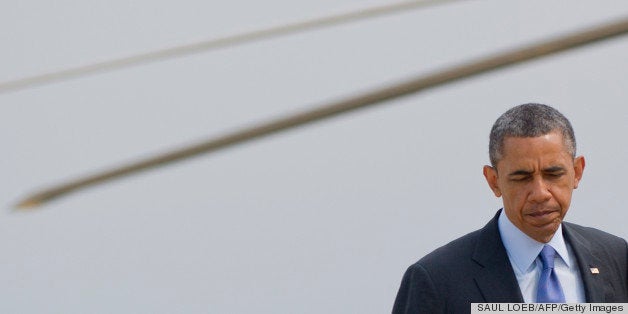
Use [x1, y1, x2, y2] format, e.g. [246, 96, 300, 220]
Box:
[0, 0, 462, 94]
[15, 15, 628, 209]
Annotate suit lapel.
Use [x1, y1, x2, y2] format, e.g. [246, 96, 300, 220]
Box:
[471, 215, 614, 302]
[563, 223, 609, 302]
[472, 211, 524, 302]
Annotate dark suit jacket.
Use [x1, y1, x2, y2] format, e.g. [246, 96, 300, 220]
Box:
[392, 210, 628, 314]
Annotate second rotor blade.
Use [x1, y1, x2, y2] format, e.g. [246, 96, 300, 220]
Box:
[16, 15, 628, 208]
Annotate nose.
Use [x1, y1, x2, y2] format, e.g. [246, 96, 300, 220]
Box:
[529, 177, 552, 203]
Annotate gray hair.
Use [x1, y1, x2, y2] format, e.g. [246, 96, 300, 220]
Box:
[489, 103, 576, 167]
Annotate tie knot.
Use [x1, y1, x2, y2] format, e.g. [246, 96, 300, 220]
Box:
[539, 245, 557, 269]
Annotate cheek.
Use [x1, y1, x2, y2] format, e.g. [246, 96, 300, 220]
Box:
[502, 185, 524, 200]
[546, 186, 573, 215]
[502, 189, 527, 209]
[552, 189, 573, 208]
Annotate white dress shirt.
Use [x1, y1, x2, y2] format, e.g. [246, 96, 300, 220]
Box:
[497, 210, 586, 303]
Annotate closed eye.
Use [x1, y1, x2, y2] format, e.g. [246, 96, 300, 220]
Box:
[544, 166, 566, 177]
[508, 170, 533, 181]
[509, 175, 532, 182]
[545, 172, 565, 178]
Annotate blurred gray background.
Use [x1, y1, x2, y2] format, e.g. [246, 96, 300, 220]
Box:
[2, 0, 627, 313]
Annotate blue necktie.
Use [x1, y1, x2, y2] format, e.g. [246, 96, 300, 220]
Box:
[536, 245, 566, 303]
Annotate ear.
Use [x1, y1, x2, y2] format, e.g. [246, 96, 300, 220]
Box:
[483, 165, 502, 197]
[573, 156, 585, 189]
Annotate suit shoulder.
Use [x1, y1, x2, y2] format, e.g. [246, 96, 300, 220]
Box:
[413, 228, 483, 270]
[396, 229, 484, 309]
[564, 221, 627, 246]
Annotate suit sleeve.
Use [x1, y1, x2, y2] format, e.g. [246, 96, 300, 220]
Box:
[624, 239, 628, 300]
[392, 263, 444, 314]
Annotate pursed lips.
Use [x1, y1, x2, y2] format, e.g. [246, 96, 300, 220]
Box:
[525, 209, 561, 225]
[528, 210, 556, 217]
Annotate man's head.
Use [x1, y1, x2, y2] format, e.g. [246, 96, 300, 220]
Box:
[488, 104, 576, 167]
[483, 104, 585, 243]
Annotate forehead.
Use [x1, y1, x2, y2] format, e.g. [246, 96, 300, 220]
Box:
[498, 132, 573, 168]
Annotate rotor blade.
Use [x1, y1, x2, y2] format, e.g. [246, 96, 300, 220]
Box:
[15, 15, 628, 209]
[0, 0, 462, 94]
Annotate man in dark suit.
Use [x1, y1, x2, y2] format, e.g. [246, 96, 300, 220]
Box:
[392, 104, 628, 313]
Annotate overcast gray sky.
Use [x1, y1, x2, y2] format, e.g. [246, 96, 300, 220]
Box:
[2, 1, 628, 313]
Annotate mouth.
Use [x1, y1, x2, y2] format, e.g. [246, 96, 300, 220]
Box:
[525, 210, 561, 225]
[528, 210, 555, 217]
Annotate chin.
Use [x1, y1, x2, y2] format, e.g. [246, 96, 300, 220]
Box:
[531, 223, 561, 243]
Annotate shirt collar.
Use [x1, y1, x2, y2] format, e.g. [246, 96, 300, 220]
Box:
[497, 209, 571, 273]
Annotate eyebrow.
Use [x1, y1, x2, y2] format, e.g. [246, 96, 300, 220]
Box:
[543, 166, 566, 173]
[507, 166, 566, 177]
[508, 170, 533, 177]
